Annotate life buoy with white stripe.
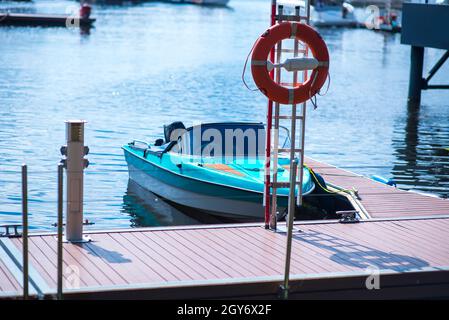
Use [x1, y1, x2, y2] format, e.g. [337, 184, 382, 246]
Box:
[251, 22, 329, 105]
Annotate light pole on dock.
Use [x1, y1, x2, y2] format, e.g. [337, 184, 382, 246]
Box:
[60, 120, 90, 243]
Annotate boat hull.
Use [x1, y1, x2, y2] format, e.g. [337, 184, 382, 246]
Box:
[124, 149, 291, 220]
[312, 7, 358, 28]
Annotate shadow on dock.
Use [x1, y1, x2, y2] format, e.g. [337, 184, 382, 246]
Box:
[293, 230, 430, 272]
[80, 242, 132, 264]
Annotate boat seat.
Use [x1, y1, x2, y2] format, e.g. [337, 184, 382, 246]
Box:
[154, 138, 164, 146]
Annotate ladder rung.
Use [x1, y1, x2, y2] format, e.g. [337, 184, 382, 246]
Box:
[278, 82, 304, 87]
[272, 182, 301, 188]
[275, 48, 307, 54]
[276, 115, 304, 120]
[278, 148, 302, 153]
[275, 14, 308, 22]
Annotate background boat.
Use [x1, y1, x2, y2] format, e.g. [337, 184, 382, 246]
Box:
[279, 0, 359, 27]
[312, 3, 358, 27]
[162, 0, 230, 6]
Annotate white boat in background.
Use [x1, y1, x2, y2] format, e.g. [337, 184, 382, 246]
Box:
[279, 0, 359, 28]
[167, 0, 230, 6]
[313, 2, 358, 27]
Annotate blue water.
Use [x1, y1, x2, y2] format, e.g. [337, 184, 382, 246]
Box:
[1, 0, 448, 231]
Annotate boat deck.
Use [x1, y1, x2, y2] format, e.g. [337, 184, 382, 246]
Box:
[0, 157, 448, 299]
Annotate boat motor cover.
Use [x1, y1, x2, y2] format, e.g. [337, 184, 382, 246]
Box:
[164, 121, 186, 143]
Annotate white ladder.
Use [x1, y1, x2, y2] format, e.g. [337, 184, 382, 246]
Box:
[266, 1, 311, 231]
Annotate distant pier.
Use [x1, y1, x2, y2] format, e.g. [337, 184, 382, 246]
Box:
[401, 3, 449, 106]
[0, 13, 95, 28]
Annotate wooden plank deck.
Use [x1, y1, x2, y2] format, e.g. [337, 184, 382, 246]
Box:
[0, 217, 447, 299]
[0, 157, 448, 299]
[305, 157, 449, 219]
[0, 256, 21, 298]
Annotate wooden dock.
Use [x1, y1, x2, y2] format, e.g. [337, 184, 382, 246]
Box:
[305, 157, 449, 219]
[1, 157, 448, 299]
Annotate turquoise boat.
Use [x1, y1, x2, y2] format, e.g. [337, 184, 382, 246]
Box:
[123, 122, 316, 220]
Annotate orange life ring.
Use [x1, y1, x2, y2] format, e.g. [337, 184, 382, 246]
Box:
[251, 22, 329, 105]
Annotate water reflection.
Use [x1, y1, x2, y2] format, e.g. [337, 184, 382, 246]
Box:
[392, 103, 449, 198]
[80, 25, 93, 36]
[123, 179, 231, 227]
[380, 32, 397, 67]
[0, 0, 448, 231]
[402, 104, 419, 168]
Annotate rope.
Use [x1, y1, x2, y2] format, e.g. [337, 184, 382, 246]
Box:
[307, 69, 331, 110]
[309, 94, 318, 110]
[304, 164, 358, 196]
[241, 39, 262, 92]
[318, 71, 331, 97]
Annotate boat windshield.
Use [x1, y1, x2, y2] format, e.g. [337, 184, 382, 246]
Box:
[178, 122, 266, 160]
[279, 125, 291, 149]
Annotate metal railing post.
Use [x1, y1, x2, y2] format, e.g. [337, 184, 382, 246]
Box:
[282, 158, 298, 300]
[57, 163, 64, 300]
[21, 164, 29, 300]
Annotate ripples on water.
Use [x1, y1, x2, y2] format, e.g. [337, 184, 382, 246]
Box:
[0, 0, 448, 231]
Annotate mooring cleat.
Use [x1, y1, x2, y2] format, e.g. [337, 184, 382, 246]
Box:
[336, 210, 360, 224]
